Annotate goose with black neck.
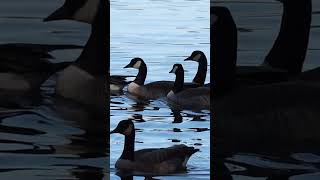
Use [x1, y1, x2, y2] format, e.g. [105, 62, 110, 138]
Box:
[167, 64, 210, 110]
[124, 58, 174, 100]
[184, 50, 210, 87]
[110, 120, 199, 174]
[44, 0, 131, 92]
[211, 0, 312, 96]
[45, 0, 106, 107]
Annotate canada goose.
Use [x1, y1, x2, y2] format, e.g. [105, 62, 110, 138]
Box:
[184, 50, 210, 87]
[124, 58, 174, 100]
[45, 0, 107, 107]
[213, 1, 320, 154]
[0, 43, 81, 93]
[211, 0, 311, 95]
[167, 64, 210, 110]
[212, 0, 320, 158]
[110, 120, 199, 174]
[44, 0, 101, 23]
[109, 75, 131, 91]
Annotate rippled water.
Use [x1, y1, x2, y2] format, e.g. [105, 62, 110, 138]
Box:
[0, 0, 107, 179]
[213, 0, 320, 179]
[110, 0, 210, 179]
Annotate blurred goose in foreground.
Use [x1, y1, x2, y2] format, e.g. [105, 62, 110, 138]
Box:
[215, 80, 320, 154]
[45, 0, 107, 108]
[212, 0, 311, 96]
[167, 64, 210, 110]
[0, 43, 81, 94]
[211, 0, 320, 153]
[44, 0, 130, 92]
[111, 120, 199, 174]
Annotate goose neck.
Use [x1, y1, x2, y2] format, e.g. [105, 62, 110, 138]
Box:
[173, 69, 184, 93]
[120, 131, 135, 161]
[75, 2, 106, 76]
[193, 56, 207, 85]
[133, 65, 147, 85]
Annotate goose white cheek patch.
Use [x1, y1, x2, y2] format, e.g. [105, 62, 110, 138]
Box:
[172, 66, 178, 73]
[193, 54, 202, 61]
[73, 0, 100, 23]
[133, 61, 141, 69]
[123, 124, 133, 135]
[211, 14, 218, 24]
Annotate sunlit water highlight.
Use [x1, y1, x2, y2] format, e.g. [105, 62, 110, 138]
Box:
[110, 0, 210, 179]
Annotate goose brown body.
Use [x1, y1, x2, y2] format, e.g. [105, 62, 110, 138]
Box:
[167, 64, 210, 110]
[111, 120, 199, 174]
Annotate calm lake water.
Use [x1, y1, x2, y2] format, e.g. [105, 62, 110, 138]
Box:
[110, 0, 210, 180]
[213, 0, 320, 179]
[0, 0, 107, 179]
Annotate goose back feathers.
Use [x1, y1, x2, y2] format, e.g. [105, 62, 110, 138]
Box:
[111, 120, 199, 174]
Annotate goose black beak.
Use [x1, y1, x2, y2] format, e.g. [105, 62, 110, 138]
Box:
[184, 56, 193, 61]
[169, 69, 174, 73]
[44, 6, 70, 22]
[123, 64, 131, 68]
[110, 129, 118, 134]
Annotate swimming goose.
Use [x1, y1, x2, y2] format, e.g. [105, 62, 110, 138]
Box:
[45, 0, 130, 93]
[124, 58, 174, 100]
[45, 0, 107, 108]
[184, 50, 210, 87]
[110, 120, 199, 174]
[213, 2, 320, 153]
[0, 43, 81, 93]
[211, 0, 311, 95]
[167, 64, 210, 110]
[110, 75, 133, 92]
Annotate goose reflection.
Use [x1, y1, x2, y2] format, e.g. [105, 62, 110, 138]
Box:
[51, 96, 107, 157]
[117, 174, 161, 180]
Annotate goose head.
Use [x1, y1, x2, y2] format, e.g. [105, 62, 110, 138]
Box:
[184, 50, 208, 85]
[124, 58, 145, 69]
[169, 64, 183, 75]
[44, 0, 100, 23]
[169, 64, 184, 93]
[110, 120, 135, 136]
[184, 50, 206, 62]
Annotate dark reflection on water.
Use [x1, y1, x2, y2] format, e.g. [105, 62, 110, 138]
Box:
[0, 0, 107, 179]
[213, 0, 320, 179]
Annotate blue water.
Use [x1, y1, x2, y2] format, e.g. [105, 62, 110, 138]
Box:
[213, 0, 320, 179]
[110, 0, 210, 179]
[0, 0, 107, 179]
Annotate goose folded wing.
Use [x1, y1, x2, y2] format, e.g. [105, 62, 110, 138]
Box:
[0, 43, 81, 73]
[134, 145, 198, 163]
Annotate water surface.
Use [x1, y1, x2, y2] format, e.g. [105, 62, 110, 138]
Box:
[110, 0, 210, 179]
